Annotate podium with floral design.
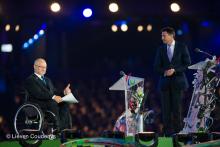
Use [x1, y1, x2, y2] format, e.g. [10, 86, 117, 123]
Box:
[109, 74, 145, 136]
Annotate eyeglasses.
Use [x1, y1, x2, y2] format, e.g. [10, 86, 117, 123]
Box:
[35, 64, 47, 69]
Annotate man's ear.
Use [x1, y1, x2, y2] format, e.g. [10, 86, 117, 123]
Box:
[172, 33, 175, 38]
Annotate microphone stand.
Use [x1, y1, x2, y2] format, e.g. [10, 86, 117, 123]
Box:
[195, 48, 213, 58]
[198, 50, 213, 58]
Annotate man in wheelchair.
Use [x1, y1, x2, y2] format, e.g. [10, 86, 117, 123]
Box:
[23, 58, 72, 132]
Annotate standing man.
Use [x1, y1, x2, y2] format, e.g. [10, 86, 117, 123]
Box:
[154, 27, 191, 136]
[24, 58, 72, 131]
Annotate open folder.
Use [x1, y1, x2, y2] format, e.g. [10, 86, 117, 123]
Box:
[62, 93, 79, 103]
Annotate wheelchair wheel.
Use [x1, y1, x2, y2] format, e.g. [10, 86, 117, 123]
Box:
[14, 103, 44, 135]
[18, 129, 43, 147]
[43, 110, 57, 135]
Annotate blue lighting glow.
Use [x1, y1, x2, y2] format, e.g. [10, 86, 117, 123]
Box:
[182, 22, 189, 33]
[115, 20, 127, 26]
[121, 21, 127, 25]
[0, 78, 6, 93]
[39, 30, 44, 35]
[28, 38, 33, 44]
[23, 42, 29, 49]
[33, 34, 39, 40]
[177, 29, 183, 35]
[201, 21, 212, 27]
[22, 24, 46, 49]
[41, 23, 47, 30]
[83, 8, 93, 18]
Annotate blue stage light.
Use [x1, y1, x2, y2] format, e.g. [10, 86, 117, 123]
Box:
[28, 38, 33, 44]
[23, 42, 29, 49]
[39, 30, 44, 35]
[22, 24, 46, 49]
[83, 8, 93, 18]
[33, 34, 39, 40]
[177, 29, 183, 35]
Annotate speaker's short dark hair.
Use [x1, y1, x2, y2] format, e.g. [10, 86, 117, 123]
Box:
[161, 27, 175, 37]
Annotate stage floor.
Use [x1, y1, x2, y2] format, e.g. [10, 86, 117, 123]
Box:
[0, 137, 172, 147]
[1, 137, 220, 147]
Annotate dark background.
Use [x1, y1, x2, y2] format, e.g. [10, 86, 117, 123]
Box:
[0, 0, 220, 137]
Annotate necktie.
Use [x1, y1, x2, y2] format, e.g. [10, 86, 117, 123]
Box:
[167, 45, 173, 62]
[41, 76, 46, 85]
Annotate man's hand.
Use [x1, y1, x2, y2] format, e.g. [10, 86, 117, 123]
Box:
[64, 83, 71, 95]
[164, 68, 175, 77]
[54, 95, 62, 103]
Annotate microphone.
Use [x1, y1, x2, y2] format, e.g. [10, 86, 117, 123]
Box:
[120, 71, 126, 76]
[194, 48, 201, 53]
[194, 48, 213, 58]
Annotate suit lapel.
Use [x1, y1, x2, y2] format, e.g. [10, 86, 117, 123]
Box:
[32, 74, 50, 92]
[171, 42, 178, 63]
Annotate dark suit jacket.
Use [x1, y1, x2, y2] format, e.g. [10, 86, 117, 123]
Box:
[154, 41, 191, 90]
[24, 74, 72, 130]
[24, 74, 61, 102]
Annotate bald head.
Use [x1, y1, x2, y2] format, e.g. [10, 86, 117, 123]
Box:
[34, 58, 47, 76]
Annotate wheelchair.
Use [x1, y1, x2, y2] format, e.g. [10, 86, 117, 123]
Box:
[14, 102, 58, 135]
[14, 89, 58, 146]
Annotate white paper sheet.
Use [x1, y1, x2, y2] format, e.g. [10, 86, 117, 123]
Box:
[62, 93, 79, 103]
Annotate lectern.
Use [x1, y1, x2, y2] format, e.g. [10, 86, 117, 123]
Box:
[109, 74, 145, 136]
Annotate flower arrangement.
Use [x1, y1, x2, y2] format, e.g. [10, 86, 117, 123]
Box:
[129, 86, 144, 113]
